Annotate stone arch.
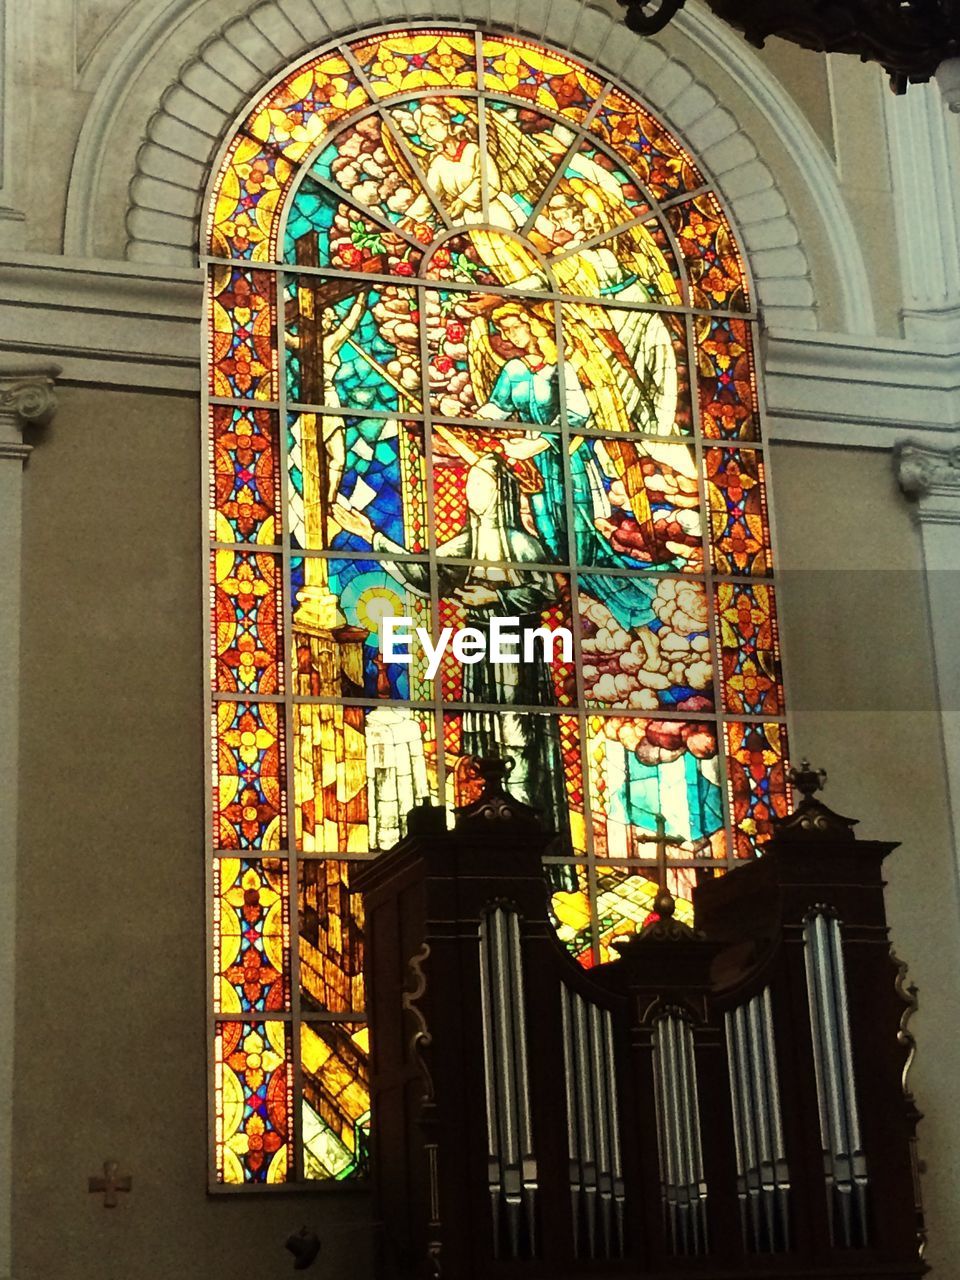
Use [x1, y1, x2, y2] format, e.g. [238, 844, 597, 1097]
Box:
[63, 0, 873, 333]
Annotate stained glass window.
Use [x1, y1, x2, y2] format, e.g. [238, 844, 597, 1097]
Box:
[205, 25, 789, 1186]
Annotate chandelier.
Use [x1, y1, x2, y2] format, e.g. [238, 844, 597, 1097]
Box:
[619, 0, 960, 96]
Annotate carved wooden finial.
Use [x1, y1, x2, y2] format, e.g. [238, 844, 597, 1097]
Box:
[775, 759, 858, 843]
[790, 758, 827, 798]
[453, 756, 542, 829]
[612, 815, 703, 947]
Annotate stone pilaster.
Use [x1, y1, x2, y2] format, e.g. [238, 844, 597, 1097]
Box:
[0, 357, 59, 1280]
[896, 440, 960, 905]
[884, 83, 960, 344]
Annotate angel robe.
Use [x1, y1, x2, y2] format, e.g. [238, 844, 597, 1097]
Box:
[479, 358, 658, 631]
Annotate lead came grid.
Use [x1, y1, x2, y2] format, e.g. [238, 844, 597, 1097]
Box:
[205, 25, 789, 1188]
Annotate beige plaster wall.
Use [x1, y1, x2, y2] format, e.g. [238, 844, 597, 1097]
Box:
[752, 37, 835, 156]
[769, 440, 960, 1273]
[16, 385, 373, 1280]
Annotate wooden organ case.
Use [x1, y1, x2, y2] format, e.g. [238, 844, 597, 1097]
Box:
[354, 760, 926, 1279]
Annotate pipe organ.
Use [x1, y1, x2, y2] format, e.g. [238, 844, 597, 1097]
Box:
[355, 762, 926, 1279]
[560, 983, 624, 1261]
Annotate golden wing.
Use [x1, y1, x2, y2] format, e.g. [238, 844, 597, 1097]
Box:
[563, 309, 636, 435]
[547, 165, 677, 299]
[569, 297, 668, 434]
[608, 222, 681, 305]
[379, 120, 430, 193]
[485, 109, 564, 202]
[466, 315, 506, 406]
[563, 313, 657, 537]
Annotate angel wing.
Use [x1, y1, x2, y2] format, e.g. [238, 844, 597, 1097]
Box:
[587, 434, 656, 549]
[547, 159, 680, 303]
[548, 212, 680, 435]
[562, 311, 636, 436]
[466, 315, 507, 407]
[563, 312, 688, 542]
[484, 109, 565, 203]
[613, 305, 679, 433]
[561, 315, 655, 531]
[566, 307, 690, 483]
[597, 221, 680, 305]
[379, 118, 427, 191]
[564, 297, 677, 436]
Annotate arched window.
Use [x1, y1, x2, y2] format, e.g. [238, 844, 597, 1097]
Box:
[206, 26, 787, 1187]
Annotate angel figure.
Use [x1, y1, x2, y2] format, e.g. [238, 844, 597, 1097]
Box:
[397, 113, 683, 436]
[467, 301, 699, 570]
[397, 99, 565, 230]
[541, 186, 678, 301]
[394, 101, 682, 445]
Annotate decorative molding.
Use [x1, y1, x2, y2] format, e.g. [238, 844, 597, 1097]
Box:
[896, 442, 960, 500]
[0, 350, 58, 1280]
[57, 0, 874, 333]
[0, 356, 60, 462]
[891, 949, 919, 1098]
[0, 371, 58, 425]
[674, 4, 874, 335]
[6, 258, 960, 443]
[895, 440, 960, 526]
[764, 328, 960, 446]
[0, 253, 203, 393]
[402, 941, 435, 1105]
[63, 0, 213, 257]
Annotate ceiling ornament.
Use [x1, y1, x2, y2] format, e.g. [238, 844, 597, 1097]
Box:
[618, 0, 960, 97]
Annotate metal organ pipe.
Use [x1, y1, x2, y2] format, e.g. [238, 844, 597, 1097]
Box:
[724, 987, 791, 1252]
[651, 1011, 708, 1255]
[478, 907, 538, 1258]
[560, 984, 625, 1258]
[803, 911, 869, 1248]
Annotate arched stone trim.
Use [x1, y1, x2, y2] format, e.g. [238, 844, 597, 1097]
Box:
[674, 10, 873, 335]
[65, 0, 869, 333]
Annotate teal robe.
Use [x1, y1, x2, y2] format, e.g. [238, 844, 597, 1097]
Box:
[485, 358, 656, 631]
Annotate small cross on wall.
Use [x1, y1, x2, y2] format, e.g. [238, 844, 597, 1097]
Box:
[88, 1161, 132, 1208]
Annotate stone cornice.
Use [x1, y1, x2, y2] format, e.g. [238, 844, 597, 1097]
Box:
[0, 357, 61, 461]
[4, 260, 960, 452]
[763, 328, 960, 446]
[0, 255, 202, 393]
